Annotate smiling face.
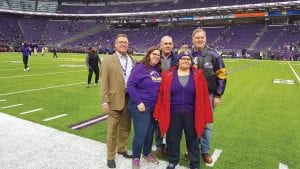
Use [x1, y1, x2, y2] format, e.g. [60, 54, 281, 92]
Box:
[178, 56, 192, 70]
[160, 36, 174, 57]
[192, 29, 207, 51]
[150, 49, 161, 66]
[115, 36, 129, 55]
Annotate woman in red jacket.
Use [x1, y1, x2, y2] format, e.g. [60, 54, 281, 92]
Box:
[153, 50, 213, 169]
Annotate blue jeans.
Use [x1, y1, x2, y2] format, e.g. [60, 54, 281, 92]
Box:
[128, 99, 156, 159]
[200, 94, 214, 154]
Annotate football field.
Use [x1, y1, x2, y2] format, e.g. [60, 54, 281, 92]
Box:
[0, 52, 299, 169]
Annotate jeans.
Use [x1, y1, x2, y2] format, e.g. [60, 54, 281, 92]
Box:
[167, 113, 200, 169]
[128, 99, 156, 159]
[200, 94, 215, 154]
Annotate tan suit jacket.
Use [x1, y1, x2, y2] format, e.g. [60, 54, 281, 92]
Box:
[101, 53, 134, 110]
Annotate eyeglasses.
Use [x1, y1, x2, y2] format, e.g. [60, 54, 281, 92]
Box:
[117, 41, 129, 45]
[151, 53, 161, 57]
[179, 57, 191, 61]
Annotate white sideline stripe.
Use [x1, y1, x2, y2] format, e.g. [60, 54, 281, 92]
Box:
[288, 62, 300, 83]
[20, 108, 43, 115]
[43, 114, 68, 121]
[0, 82, 85, 96]
[279, 163, 289, 169]
[205, 149, 222, 167]
[0, 99, 7, 102]
[1, 104, 23, 109]
[0, 70, 86, 79]
[71, 114, 108, 129]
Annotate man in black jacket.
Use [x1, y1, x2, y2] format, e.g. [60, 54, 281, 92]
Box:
[86, 47, 101, 88]
[192, 28, 227, 164]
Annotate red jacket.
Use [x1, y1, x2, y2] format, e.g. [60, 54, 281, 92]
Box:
[153, 66, 213, 138]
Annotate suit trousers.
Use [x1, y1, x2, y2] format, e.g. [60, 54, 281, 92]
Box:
[106, 96, 131, 160]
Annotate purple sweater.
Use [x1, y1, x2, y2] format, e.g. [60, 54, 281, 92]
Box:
[170, 70, 196, 115]
[127, 63, 162, 107]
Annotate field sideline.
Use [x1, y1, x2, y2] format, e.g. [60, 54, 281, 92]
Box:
[0, 52, 299, 169]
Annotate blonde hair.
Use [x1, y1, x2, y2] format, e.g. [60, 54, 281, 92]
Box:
[177, 44, 191, 54]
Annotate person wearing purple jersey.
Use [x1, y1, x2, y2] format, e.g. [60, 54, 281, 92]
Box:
[127, 46, 162, 169]
[20, 43, 31, 71]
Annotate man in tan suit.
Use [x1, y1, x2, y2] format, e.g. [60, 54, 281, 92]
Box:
[101, 34, 135, 168]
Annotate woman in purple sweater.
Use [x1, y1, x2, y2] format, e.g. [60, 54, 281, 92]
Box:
[127, 46, 162, 169]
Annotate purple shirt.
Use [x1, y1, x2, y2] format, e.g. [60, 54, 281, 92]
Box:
[20, 46, 31, 57]
[127, 63, 162, 107]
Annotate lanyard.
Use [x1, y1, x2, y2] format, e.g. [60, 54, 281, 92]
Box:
[119, 56, 128, 77]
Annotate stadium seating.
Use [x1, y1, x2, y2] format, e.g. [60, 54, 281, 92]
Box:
[60, 0, 291, 14]
[0, 16, 22, 46]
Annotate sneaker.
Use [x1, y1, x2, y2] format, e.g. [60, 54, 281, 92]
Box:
[87, 84, 91, 88]
[27, 67, 30, 71]
[202, 153, 213, 164]
[166, 163, 176, 169]
[94, 82, 98, 86]
[24, 68, 26, 71]
[143, 154, 159, 164]
[132, 158, 140, 169]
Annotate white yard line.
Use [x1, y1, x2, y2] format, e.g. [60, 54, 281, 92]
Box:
[71, 114, 108, 130]
[205, 149, 222, 167]
[288, 62, 300, 83]
[0, 70, 86, 79]
[43, 114, 68, 121]
[20, 108, 43, 115]
[0, 99, 7, 102]
[1, 66, 60, 71]
[1, 104, 23, 109]
[0, 82, 85, 96]
[279, 163, 289, 169]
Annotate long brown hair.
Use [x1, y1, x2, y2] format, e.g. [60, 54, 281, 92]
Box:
[140, 46, 161, 73]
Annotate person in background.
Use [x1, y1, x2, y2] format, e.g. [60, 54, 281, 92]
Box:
[86, 47, 101, 88]
[127, 46, 162, 169]
[20, 43, 31, 71]
[154, 48, 213, 169]
[101, 34, 135, 168]
[41, 47, 45, 57]
[192, 28, 227, 164]
[155, 35, 177, 157]
[53, 47, 58, 58]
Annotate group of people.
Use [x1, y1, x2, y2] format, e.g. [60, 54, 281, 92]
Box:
[100, 28, 227, 169]
[19, 43, 59, 72]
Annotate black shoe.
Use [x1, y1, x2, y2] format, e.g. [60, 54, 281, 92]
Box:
[117, 151, 133, 158]
[107, 160, 116, 168]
